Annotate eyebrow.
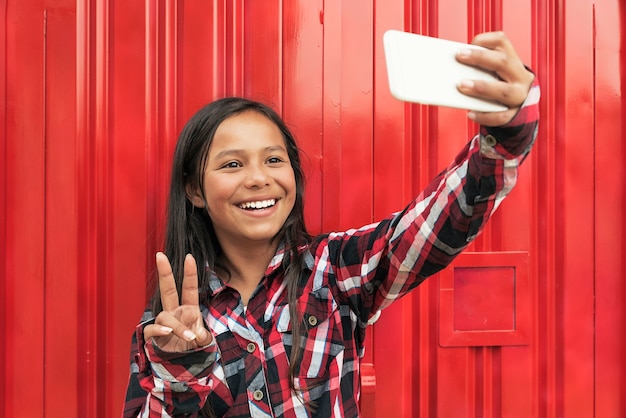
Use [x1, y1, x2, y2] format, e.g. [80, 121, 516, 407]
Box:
[213, 145, 288, 161]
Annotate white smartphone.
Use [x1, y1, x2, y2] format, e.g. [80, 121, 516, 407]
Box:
[383, 30, 508, 112]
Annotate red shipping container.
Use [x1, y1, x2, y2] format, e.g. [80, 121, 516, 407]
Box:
[1, 0, 624, 417]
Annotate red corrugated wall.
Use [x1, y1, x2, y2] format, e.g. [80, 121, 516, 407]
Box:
[1, 0, 625, 417]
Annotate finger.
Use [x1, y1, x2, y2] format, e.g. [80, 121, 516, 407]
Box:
[468, 109, 518, 127]
[146, 315, 213, 349]
[156, 309, 199, 342]
[457, 78, 526, 109]
[181, 254, 200, 307]
[192, 323, 213, 346]
[456, 32, 531, 87]
[470, 31, 515, 54]
[156, 252, 180, 312]
[144, 323, 174, 340]
[456, 46, 525, 85]
[186, 305, 213, 346]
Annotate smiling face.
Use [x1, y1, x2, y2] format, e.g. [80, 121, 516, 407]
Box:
[187, 110, 297, 251]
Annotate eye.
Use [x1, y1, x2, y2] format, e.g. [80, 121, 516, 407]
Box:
[220, 161, 242, 169]
[267, 156, 285, 164]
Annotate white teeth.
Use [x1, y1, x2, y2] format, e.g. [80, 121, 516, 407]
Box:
[239, 199, 276, 210]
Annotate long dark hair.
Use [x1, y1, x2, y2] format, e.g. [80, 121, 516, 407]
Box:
[150, 97, 312, 415]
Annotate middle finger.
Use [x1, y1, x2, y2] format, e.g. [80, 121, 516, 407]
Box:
[181, 253, 200, 307]
[156, 252, 180, 312]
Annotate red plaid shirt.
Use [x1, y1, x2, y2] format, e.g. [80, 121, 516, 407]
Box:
[123, 82, 540, 418]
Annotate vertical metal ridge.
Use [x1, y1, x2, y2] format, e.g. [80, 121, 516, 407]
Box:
[94, 0, 111, 416]
[98, 0, 111, 417]
[75, 0, 95, 415]
[212, 0, 226, 97]
[593, 1, 626, 417]
[524, 2, 560, 417]
[144, 0, 158, 301]
[0, 0, 6, 411]
[490, 347, 503, 417]
[164, 0, 177, 148]
[556, 0, 595, 415]
[320, 0, 342, 232]
[3, 0, 47, 415]
[96, 0, 111, 414]
[413, 6, 438, 417]
[277, 0, 284, 111]
[41, 8, 48, 414]
[227, 0, 244, 96]
[530, 0, 552, 416]
[468, 0, 504, 34]
[75, 0, 111, 415]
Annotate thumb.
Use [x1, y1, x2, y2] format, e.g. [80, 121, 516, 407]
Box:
[194, 325, 213, 347]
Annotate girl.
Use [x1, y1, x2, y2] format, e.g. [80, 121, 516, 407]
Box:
[123, 32, 540, 417]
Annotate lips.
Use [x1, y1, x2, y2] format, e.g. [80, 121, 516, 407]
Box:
[238, 198, 277, 210]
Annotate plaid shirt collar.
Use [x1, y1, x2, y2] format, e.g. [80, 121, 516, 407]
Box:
[206, 242, 311, 298]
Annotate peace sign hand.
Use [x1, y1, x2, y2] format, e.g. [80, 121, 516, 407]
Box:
[143, 252, 213, 352]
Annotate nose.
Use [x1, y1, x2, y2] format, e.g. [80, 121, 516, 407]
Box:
[244, 163, 271, 188]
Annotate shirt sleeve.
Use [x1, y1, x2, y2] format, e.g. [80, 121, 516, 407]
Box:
[317, 79, 540, 321]
[121, 311, 218, 418]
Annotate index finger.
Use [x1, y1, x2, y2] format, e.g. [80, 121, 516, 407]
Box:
[467, 32, 526, 82]
[156, 252, 180, 311]
[181, 253, 200, 307]
[470, 31, 513, 50]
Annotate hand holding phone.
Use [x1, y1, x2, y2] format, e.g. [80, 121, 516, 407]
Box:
[383, 30, 508, 112]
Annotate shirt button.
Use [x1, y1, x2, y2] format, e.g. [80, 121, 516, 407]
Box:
[308, 315, 318, 327]
[484, 134, 497, 146]
[246, 342, 256, 353]
[253, 390, 264, 401]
